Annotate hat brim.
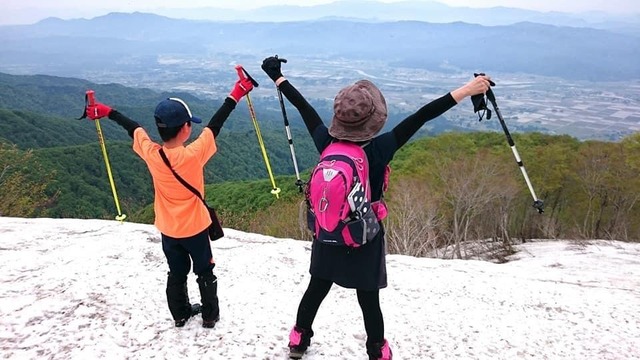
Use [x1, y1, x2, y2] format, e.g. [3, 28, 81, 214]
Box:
[329, 80, 387, 142]
[191, 116, 202, 124]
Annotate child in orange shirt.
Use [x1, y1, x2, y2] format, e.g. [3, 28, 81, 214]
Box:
[85, 76, 254, 328]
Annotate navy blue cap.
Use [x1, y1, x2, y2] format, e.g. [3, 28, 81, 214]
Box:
[154, 98, 202, 128]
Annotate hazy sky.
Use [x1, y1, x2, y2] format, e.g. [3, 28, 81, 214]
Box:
[5, 0, 640, 13]
[2, 0, 638, 25]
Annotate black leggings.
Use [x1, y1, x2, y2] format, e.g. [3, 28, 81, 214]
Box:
[295, 276, 384, 343]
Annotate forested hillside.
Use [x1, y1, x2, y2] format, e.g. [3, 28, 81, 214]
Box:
[0, 73, 319, 218]
[0, 71, 320, 139]
[1, 128, 317, 220]
[0, 71, 454, 220]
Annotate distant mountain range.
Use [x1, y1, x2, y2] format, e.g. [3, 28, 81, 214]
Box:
[0, 12, 638, 82]
[3, 1, 639, 36]
[152, 1, 640, 35]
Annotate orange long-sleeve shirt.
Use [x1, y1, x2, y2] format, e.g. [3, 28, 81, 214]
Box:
[132, 127, 216, 238]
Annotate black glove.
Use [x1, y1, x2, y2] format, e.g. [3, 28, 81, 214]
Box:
[261, 55, 286, 82]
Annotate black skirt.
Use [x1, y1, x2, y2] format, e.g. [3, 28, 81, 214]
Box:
[309, 229, 388, 291]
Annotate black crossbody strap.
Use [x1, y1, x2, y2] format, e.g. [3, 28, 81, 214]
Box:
[159, 148, 207, 206]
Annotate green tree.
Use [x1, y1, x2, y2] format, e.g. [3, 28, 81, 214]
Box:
[0, 143, 58, 216]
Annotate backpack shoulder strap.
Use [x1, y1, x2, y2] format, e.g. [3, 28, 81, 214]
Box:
[158, 148, 207, 206]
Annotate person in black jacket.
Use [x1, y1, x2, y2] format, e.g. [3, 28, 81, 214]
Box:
[261, 56, 491, 360]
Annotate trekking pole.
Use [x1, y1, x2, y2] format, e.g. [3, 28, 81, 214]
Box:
[235, 65, 281, 199]
[273, 56, 305, 193]
[473, 74, 544, 214]
[86, 90, 127, 221]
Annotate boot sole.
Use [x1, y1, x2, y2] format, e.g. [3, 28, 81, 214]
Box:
[289, 349, 305, 359]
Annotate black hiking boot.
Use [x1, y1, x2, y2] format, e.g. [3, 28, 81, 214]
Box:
[174, 303, 202, 327]
[197, 271, 220, 329]
[202, 314, 220, 329]
[166, 272, 197, 327]
[288, 325, 313, 359]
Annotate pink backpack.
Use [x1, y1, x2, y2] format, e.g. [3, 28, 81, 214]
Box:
[306, 141, 389, 247]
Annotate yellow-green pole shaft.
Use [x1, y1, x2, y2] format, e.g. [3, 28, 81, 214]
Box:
[95, 119, 126, 221]
[245, 93, 281, 199]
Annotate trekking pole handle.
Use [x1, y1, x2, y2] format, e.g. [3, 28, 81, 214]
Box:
[86, 90, 96, 106]
[473, 72, 496, 102]
[235, 65, 259, 87]
[235, 65, 246, 80]
[275, 55, 288, 63]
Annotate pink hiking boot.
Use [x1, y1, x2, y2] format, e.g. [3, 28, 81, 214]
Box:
[367, 339, 392, 360]
[288, 325, 314, 359]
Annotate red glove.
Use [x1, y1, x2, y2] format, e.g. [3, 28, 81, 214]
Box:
[228, 78, 254, 103]
[86, 103, 112, 120]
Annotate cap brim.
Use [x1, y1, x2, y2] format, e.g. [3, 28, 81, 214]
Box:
[191, 116, 202, 124]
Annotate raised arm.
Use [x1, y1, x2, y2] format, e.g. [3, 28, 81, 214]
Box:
[207, 76, 254, 137]
[83, 100, 141, 138]
[205, 98, 236, 138]
[108, 110, 141, 138]
[392, 75, 492, 148]
[261, 56, 324, 136]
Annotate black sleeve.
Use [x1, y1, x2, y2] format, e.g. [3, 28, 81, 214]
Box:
[277, 80, 324, 136]
[108, 110, 141, 138]
[392, 93, 458, 148]
[207, 97, 237, 137]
